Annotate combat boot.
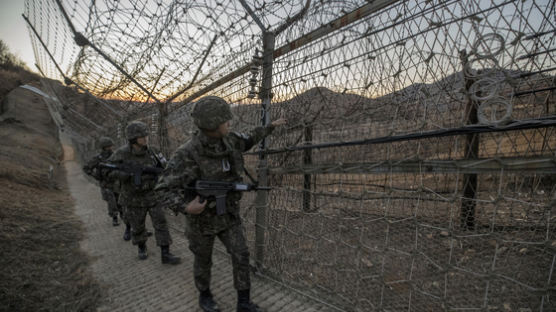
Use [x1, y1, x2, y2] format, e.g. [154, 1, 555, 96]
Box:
[236, 302, 262, 312]
[138, 242, 148, 260]
[199, 290, 221, 312]
[161, 245, 181, 265]
[123, 224, 131, 241]
[112, 215, 119, 226]
[237, 289, 262, 312]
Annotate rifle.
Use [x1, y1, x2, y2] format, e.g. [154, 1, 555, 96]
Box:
[190, 180, 270, 215]
[99, 162, 163, 186]
[83, 155, 105, 181]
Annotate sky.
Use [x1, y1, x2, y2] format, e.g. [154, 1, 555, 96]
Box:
[0, 0, 36, 70]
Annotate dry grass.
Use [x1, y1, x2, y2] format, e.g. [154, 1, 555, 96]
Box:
[0, 68, 40, 110]
[0, 179, 102, 312]
[0, 69, 102, 312]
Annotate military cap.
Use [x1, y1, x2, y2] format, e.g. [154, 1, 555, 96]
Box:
[126, 121, 149, 140]
[98, 136, 114, 148]
[191, 96, 233, 130]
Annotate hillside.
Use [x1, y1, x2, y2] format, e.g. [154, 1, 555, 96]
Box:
[0, 72, 102, 311]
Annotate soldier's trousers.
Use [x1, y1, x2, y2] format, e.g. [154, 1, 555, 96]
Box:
[101, 188, 118, 218]
[113, 193, 128, 224]
[187, 222, 251, 291]
[126, 204, 172, 246]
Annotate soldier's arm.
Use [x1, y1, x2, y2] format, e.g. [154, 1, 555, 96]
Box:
[83, 155, 102, 178]
[240, 118, 287, 151]
[157, 148, 199, 194]
[106, 149, 131, 181]
[82, 164, 92, 176]
[156, 147, 201, 214]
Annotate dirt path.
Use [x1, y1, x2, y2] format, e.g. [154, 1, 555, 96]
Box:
[60, 133, 334, 312]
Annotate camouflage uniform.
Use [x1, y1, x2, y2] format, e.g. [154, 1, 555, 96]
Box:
[83, 137, 122, 220]
[157, 97, 275, 292]
[108, 132, 172, 247]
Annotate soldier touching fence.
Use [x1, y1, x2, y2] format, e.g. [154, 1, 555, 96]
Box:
[156, 96, 286, 312]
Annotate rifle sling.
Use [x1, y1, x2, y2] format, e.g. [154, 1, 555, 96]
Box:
[243, 167, 258, 185]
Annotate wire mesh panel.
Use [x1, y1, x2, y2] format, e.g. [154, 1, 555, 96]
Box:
[237, 1, 556, 310]
[25, 0, 556, 311]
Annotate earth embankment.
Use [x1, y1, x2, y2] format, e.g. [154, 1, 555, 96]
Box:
[0, 83, 102, 312]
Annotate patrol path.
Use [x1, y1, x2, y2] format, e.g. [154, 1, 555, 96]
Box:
[62, 136, 336, 311]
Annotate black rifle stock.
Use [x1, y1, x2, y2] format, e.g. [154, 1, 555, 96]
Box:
[99, 162, 163, 186]
[191, 180, 270, 215]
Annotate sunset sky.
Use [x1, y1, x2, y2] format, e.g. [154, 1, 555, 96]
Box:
[2, 0, 554, 106]
[0, 0, 36, 69]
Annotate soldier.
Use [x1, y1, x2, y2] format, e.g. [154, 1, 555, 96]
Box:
[83, 136, 122, 227]
[156, 96, 286, 312]
[108, 121, 181, 265]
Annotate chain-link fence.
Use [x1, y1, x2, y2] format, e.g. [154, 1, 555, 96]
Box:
[25, 0, 556, 311]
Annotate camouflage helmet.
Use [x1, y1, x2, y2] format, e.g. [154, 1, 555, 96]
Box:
[98, 136, 114, 148]
[191, 96, 233, 130]
[126, 121, 149, 140]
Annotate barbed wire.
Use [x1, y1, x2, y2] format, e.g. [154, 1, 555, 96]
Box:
[24, 0, 556, 311]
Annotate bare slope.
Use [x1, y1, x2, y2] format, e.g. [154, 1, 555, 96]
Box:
[0, 80, 102, 311]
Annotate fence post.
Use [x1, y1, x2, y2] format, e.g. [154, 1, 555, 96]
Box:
[158, 102, 169, 155]
[303, 125, 313, 212]
[459, 50, 479, 230]
[254, 31, 275, 269]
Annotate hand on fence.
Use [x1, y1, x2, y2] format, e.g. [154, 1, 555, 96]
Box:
[271, 118, 287, 127]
